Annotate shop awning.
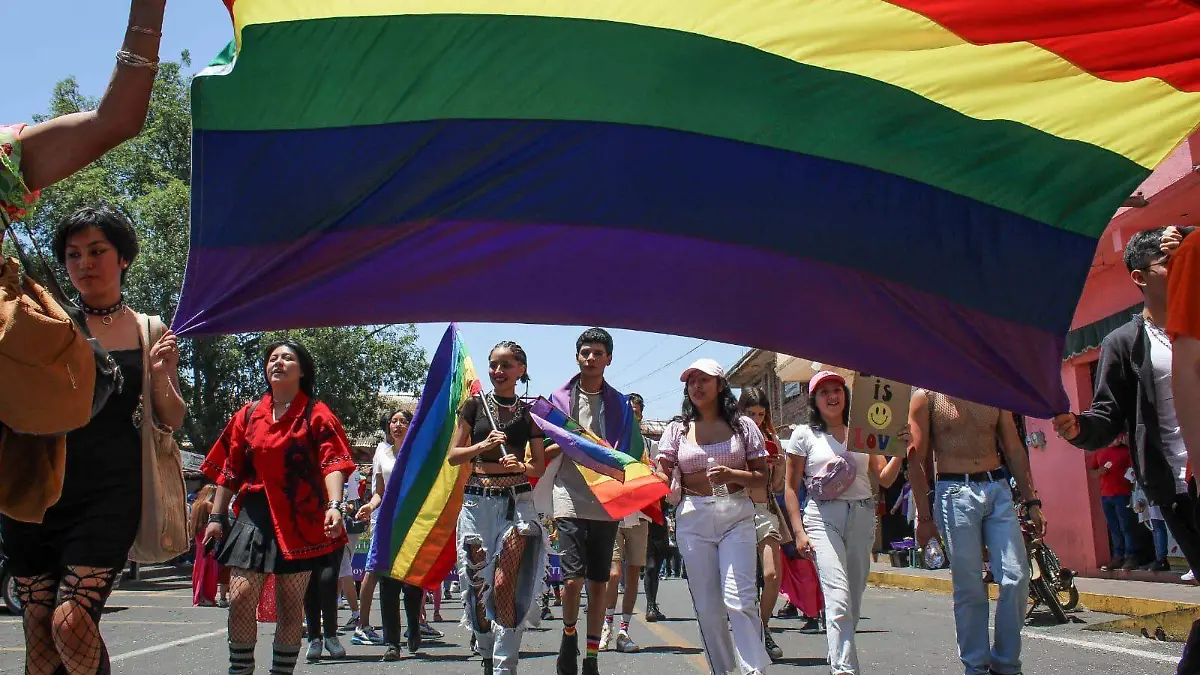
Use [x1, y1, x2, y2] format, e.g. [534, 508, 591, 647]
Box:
[1064, 303, 1142, 360]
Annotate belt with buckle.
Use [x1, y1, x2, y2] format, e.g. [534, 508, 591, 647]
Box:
[936, 468, 1009, 483]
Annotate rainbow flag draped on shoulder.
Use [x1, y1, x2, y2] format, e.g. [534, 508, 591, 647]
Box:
[368, 324, 481, 590]
[531, 397, 668, 521]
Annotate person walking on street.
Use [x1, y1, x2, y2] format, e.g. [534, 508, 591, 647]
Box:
[201, 340, 356, 675]
[600, 393, 656, 653]
[657, 359, 772, 675]
[1054, 225, 1200, 674]
[909, 390, 1043, 675]
[448, 341, 547, 675]
[546, 328, 627, 675]
[784, 371, 905, 675]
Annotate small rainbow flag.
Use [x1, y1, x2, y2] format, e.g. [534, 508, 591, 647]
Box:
[531, 398, 668, 521]
[367, 324, 481, 590]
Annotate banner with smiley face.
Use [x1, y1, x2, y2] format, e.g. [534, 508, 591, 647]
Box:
[848, 373, 912, 457]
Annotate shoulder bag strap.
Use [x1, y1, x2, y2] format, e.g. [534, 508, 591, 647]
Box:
[3, 220, 89, 332]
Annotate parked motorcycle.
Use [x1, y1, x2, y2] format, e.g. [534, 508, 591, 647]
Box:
[1023, 518, 1078, 623]
[0, 534, 21, 614]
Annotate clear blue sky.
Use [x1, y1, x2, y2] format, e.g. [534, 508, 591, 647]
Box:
[6, 1, 750, 421]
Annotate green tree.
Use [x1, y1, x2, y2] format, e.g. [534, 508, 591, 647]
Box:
[18, 54, 427, 451]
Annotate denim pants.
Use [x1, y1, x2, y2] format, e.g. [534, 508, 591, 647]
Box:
[1100, 494, 1138, 559]
[457, 490, 544, 674]
[934, 479, 1029, 675]
[805, 498, 875, 675]
[1152, 520, 1171, 560]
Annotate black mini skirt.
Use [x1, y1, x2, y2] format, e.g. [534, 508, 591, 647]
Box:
[217, 492, 336, 575]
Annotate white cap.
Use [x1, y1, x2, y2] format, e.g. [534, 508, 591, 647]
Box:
[680, 358, 725, 382]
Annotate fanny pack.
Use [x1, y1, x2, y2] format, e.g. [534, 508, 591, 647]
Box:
[805, 447, 858, 501]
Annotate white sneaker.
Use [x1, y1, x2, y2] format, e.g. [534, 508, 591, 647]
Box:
[450, 581, 461, 594]
[306, 638, 323, 662]
[599, 622, 613, 650]
[324, 636, 347, 659]
[1183, 570, 1195, 582]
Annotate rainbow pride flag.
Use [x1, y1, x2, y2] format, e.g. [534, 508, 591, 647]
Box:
[531, 398, 668, 520]
[174, 1, 1200, 417]
[367, 324, 481, 590]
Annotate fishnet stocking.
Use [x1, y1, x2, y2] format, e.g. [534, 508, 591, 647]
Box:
[51, 566, 119, 675]
[463, 541, 491, 633]
[227, 570, 268, 645]
[493, 528, 530, 628]
[272, 573, 311, 647]
[13, 575, 60, 675]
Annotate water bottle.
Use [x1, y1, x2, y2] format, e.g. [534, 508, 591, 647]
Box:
[708, 457, 729, 497]
[923, 538, 946, 569]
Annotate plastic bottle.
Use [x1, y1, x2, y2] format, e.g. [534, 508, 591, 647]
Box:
[708, 457, 729, 497]
[923, 538, 946, 569]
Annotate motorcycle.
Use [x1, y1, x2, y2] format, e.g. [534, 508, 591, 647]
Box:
[0, 535, 21, 614]
[1023, 518, 1078, 624]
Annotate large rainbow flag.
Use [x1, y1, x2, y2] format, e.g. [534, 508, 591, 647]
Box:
[531, 398, 668, 521]
[367, 323, 481, 590]
[174, 1, 1200, 417]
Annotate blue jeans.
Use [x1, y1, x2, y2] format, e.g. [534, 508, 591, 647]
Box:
[935, 479, 1030, 675]
[457, 490, 544, 674]
[1101, 495, 1138, 559]
[1152, 519, 1170, 560]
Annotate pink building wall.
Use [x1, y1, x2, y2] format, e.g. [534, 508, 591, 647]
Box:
[1029, 134, 1200, 576]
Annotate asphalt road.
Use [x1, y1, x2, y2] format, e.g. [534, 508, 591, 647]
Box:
[0, 567, 1184, 674]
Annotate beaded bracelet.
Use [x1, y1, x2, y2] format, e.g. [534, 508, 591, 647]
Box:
[116, 49, 160, 73]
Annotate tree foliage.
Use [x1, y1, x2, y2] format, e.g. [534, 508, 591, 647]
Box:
[15, 54, 427, 451]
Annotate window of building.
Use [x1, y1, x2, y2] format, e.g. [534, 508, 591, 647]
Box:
[783, 381, 802, 401]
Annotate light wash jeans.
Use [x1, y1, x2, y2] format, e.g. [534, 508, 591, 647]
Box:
[804, 498, 875, 675]
[677, 494, 770, 675]
[934, 479, 1029, 675]
[457, 490, 544, 674]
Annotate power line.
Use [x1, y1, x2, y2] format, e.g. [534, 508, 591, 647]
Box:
[610, 335, 670, 378]
[620, 340, 709, 388]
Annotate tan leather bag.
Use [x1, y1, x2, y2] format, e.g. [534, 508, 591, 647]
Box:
[0, 256, 98, 435]
[0, 425, 66, 523]
[126, 314, 189, 563]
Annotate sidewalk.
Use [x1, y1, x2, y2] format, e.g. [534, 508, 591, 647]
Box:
[868, 561, 1199, 617]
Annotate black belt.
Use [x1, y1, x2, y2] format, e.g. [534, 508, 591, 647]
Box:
[464, 483, 532, 497]
[936, 468, 1009, 483]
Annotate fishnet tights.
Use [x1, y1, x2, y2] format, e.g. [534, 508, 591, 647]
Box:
[227, 571, 312, 647]
[14, 566, 119, 675]
[492, 528, 530, 628]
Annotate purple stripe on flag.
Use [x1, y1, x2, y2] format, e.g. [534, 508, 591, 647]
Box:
[171, 221, 1068, 416]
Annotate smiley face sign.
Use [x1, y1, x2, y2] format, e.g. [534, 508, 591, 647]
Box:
[848, 373, 912, 457]
[866, 402, 892, 430]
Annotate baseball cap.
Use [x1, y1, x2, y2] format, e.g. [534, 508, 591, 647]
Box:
[808, 370, 846, 392]
[680, 358, 725, 382]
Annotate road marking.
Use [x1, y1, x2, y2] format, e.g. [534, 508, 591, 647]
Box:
[110, 629, 227, 663]
[1022, 630, 1180, 664]
[638, 615, 708, 673]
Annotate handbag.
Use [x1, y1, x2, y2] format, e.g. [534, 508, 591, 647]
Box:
[0, 218, 122, 435]
[805, 433, 859, 501]
[0, 426, 66, 522]
[126, 314, 189, 563]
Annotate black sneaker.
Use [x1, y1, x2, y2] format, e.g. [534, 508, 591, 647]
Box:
[776, 603, 799, 619]
[644, 605, 665, 622]
[799, 617, 821, 633]
[482, 658, 494, 675]
[382, 645, 403, 662]
[557, 632, 579, 675]
[764, 631, 783, 662]
[1121, 557, 1139, 571]
[582, 656, 600, 675]
[407, 629, 421, 654]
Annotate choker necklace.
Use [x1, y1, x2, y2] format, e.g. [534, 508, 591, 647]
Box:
[489, 392, 519, 409]
[80, 296, 126, 326]
[577, 383, 603, 396]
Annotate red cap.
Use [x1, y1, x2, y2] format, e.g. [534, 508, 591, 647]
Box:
[808, 370, 846, 392]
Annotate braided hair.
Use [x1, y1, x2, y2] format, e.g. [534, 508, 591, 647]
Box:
[491, 341, 531, 385]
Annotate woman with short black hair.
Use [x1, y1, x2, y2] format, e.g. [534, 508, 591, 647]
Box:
[202, 340, 356, 675]
[1, 203, 186, 675]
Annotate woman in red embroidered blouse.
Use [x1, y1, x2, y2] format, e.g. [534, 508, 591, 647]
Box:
[201, 340, 356, 675]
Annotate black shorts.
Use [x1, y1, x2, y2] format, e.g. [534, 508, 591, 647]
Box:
[555, 517, 619, 583]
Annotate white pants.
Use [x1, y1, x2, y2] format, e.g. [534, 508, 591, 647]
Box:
[677, 494, 770, 675]
[805, 498, 875, 675]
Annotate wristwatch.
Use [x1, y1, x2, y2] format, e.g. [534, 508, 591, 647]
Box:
[326, 500, 343, 511]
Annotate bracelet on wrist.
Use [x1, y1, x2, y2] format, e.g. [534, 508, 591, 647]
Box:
[1023, 499, 1043, 509]
[207, 513, 228, 524]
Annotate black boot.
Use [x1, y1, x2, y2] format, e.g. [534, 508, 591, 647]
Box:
[582, 656, 600, 675]
[557, 631, 578, 675]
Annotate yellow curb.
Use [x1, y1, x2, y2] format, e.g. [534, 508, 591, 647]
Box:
[868, 570, 1200, 618]
[1086, 607, 1200, 642]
